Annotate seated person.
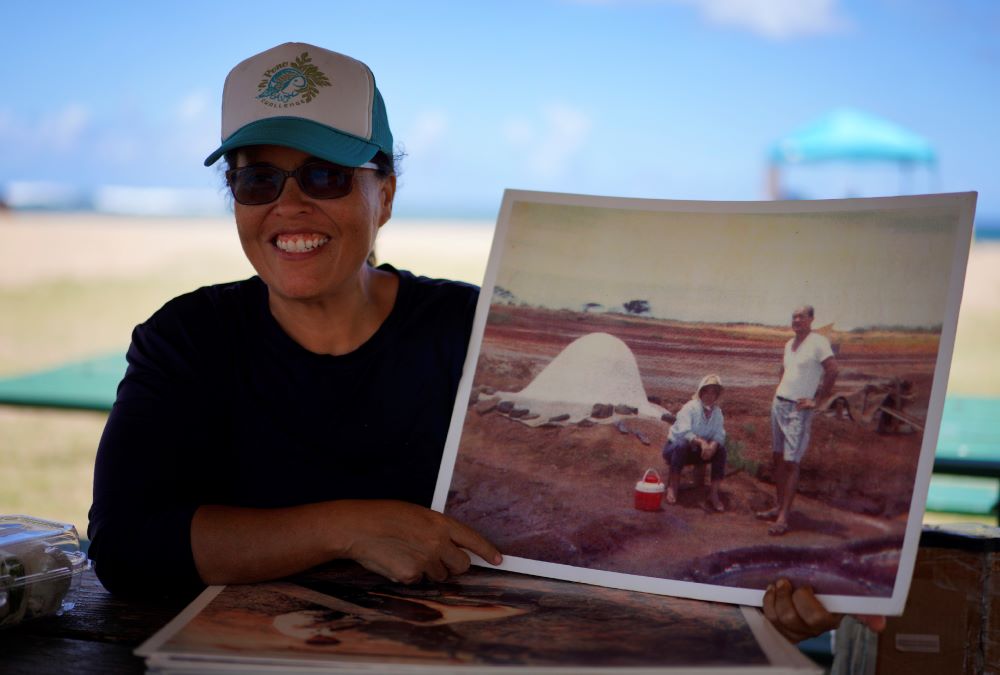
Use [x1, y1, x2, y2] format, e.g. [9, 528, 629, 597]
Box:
[662, 374, 727, 511]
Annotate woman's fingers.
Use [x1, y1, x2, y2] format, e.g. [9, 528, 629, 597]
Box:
[764, 579, 840, 642]
[446, 517, 502, 566]
[341, 500, 500, 585]
[790, 585, 841, 634]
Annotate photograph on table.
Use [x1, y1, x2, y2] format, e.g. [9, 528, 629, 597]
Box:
[433, 189, 976, 615]
[136, 563, 818, 673]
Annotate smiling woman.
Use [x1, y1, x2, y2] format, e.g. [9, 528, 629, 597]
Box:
[86, 42, 502, 600]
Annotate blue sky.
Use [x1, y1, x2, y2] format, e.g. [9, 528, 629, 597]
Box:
[2, 1, 998, 220]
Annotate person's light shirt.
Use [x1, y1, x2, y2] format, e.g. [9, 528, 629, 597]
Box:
[667, 398, 726, 445]
[776, 332, 834, 401]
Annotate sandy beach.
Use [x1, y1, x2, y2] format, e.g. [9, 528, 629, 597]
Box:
[0, 211, 495, 287]
[2, 210, 997, 305]
[1, 210, 997, 394]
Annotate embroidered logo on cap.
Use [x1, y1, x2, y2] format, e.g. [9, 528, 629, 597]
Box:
[256, 52, 331, 108]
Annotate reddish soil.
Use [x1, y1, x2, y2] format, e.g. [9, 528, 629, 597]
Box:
[445, 305, 937, 596]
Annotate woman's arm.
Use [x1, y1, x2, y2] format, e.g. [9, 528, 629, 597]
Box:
[191, 500, 501, 585]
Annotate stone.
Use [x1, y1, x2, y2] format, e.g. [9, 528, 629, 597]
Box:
[591, 403, 614, 419]
[497, 400, 515, 414]
[614, 404, 638, 415]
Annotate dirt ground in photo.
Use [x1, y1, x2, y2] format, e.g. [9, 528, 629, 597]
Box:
[445, 305, 936, 596]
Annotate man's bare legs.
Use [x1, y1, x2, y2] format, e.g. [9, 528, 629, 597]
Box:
[757, 453, 799, 533]
[707, 479, 725, 511]
[769, 460, 800, 535]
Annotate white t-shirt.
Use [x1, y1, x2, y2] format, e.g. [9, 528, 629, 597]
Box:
[776, 331, 834, 401]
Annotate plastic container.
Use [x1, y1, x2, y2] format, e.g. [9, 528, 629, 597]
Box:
[0, 515, 90, 629]
[634, 468, 665, 511]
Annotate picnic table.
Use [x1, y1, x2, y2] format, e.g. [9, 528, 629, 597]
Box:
[932, 396, 1000, 523]
[0, 567, 186, 674]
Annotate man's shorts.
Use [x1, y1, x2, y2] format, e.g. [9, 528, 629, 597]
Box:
[771, 397, 813, 463]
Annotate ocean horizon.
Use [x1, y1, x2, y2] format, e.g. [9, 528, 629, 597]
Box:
[2, 181, 996, 238]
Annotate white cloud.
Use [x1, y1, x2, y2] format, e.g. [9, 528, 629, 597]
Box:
[175, 91, 211, 123]
[568, 0, 849, 39]
[503, 103, 594, 179]
[687, 0, 848, 39]
[0, 103, 92, 153]
[39, 103, 92, 151]
[403, 110, 449, 159]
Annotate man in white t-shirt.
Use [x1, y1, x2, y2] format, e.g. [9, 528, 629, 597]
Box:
[756, 305, 838, 536]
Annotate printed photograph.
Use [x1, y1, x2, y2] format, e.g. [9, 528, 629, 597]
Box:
[435, 190, 975, 614]
[142, 563, 814, 672]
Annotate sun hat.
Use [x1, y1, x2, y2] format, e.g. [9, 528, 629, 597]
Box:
[204, 42, 393, 167]
[693, 374, 724, 400]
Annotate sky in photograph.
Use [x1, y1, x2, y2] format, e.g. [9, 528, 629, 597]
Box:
[1, 1, 998, 221]
[493, 194, 969, 330]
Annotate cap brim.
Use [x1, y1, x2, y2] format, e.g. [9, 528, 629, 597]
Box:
[204, 117, 381, 167]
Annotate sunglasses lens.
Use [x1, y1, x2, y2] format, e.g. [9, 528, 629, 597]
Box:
[227, 163, 357, 205]
[298, 164, 353, 199]
[229, 167, 283, 205]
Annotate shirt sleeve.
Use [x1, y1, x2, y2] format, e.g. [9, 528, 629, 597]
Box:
[669, 401, 697, 442]
[87, 295, 223, 600]
[815, 335, 835, 363]
[712, 409, 727, 445]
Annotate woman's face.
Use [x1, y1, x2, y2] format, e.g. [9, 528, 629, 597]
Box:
[699, 385, 720, 407]
[232, 144, 395, 303]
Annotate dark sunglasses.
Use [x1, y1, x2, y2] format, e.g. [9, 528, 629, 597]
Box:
[226, 160, 378, 205]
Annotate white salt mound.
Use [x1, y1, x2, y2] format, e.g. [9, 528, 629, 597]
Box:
[492, 332, 667, 425]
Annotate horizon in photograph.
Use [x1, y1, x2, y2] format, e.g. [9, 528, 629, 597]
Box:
[495, 195, 966, 331]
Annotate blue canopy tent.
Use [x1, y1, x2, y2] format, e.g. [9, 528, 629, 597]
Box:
[767, 107, 937, 198]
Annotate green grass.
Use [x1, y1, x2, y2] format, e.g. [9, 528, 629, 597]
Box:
[0, 406, 107, 533]
[726, 438, 761, 477]
[0, 261, 247, 533]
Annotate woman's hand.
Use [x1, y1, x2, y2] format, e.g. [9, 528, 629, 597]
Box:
[331, 500, 502, 584]
[192, 501, 500, 587]
[762, 578, 886, 643]
[698, 438, 717, 461]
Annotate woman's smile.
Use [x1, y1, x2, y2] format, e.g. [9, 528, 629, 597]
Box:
[273, 232, 331, 254]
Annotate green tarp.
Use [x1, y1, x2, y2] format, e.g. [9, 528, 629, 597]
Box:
[0, 353, 125, 412]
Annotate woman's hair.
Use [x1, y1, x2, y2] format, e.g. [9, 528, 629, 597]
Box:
[221, 148, 404, 267]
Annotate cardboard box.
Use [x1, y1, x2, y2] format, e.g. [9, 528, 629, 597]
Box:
[877, 523, 1000, 675]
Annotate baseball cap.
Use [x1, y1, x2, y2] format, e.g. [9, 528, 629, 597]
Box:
[204, 42, 393, 167]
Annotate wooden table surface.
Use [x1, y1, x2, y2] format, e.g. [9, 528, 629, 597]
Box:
[0, 567, 188, 674]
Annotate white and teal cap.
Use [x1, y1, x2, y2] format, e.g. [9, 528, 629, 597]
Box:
[204, 42, 393, 167]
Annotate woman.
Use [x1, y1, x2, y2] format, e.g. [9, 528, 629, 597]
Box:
[662, 374, 727, 511]
[88, 43, 499, 597]
[87, 41, 868, 643]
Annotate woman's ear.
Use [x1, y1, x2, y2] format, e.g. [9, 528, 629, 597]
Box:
[378, 174, 397, 227]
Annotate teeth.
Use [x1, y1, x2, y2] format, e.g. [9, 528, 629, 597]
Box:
[275, 234, 330, 253]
